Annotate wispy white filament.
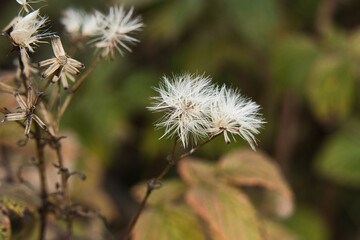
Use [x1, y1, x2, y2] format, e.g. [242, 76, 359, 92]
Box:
[61, 8, 85, 35]
[149, 74, 215, 147]
[61, 8, 99, 37]
[208, 86, 264, 150]
[9, 9, 49, 52]
[91, 5, 143, 58]
[149, 74, 264, 149]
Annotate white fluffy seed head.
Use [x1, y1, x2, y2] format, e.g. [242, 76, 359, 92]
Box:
[149, 73, 265, 150]
[208, 86, 264, 150]
[81, 13, 98, 36]
[91, 5, 143, 58]
[9, 9, 49, 52]
[61, 8, 99, 37]
[149, 73, 216, 147]
[61, 8, 85, 36]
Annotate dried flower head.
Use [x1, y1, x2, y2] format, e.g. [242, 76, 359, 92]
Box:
[149, 74, 216, 147]
[16, 0, 41, 14]
[3, 16, 22, 33]
[1, 86, 46, 137]
[92, 5, 143, 58]
[6, 9, 48, 52]
[207, 86, 264, 150]
[39, 35, 84, 89]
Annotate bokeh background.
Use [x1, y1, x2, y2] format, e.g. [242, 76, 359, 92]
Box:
[1, 0, 360, 239]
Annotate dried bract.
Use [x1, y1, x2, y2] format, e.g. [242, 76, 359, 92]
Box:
[39, 35, 84, 89]
[16, 0, 40, 14]
[1, 87, 47, 137]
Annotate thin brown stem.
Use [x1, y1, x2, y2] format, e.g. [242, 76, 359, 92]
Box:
[167, 136, 178, 163]
[55, 81, 61, 132]
[72, 54, 104, 93]
[0, 145, 14, 183]
[35, 126, 48, 240]
[68, 35, 86, 57]
[0, 82, 16, 94]
[40, 76, 54, 93]
[54, 141, 72, 239]
[59, 54, 104, 118]
[48, 82, 59, 112]
[124, 133, 221, 239]
[17, 48, 29, 90]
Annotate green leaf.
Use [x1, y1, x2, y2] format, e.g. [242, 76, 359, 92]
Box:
[133, 204, 205, 240]
[270, 35, 319, 95]
[172, 25, 258, 75]
[306, 54, 355, 122]
[217, 149, 294, 218]
[186, 182, 263, 240]
[116, 69, 159, 111]
[226, 0, 280, 48]
[283, 206, 329, 240]
[131, 179, 187, 206]
[315, 121, 360, 186]
[117, 0, 163, 8]
[145, 0, 204, 42]
[348, 31, 360, 59]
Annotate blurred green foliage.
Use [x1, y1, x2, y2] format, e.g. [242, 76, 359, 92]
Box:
[315, 121, 360, 186]
[284, 206, 329, 240]
[1, 0, 360, 239]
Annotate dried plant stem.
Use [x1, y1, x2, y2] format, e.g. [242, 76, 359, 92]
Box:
[59, 54, 104, 118]
[35, 126, 48, 240]
[55, 81, 61, 131]
[124, 134, 221, 239]
[1, 145, 14, 182]
[16, 49, 49, 238]
[72, 54, 104, 93]
[0, 82, 16, 94]
[54, 141, 72, 239]
[40, 76, 53, 93]
[17, 49, 28, 89]
[68, 36, 86, 57]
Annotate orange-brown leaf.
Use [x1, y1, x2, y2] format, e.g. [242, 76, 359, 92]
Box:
[186, 182, 263, 240]
[217, 149, 294, 217]
[131, 179, 187, 205]
[177, 157, 217, 185]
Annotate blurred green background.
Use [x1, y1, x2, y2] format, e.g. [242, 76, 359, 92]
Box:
[1, 0, 360, 239]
